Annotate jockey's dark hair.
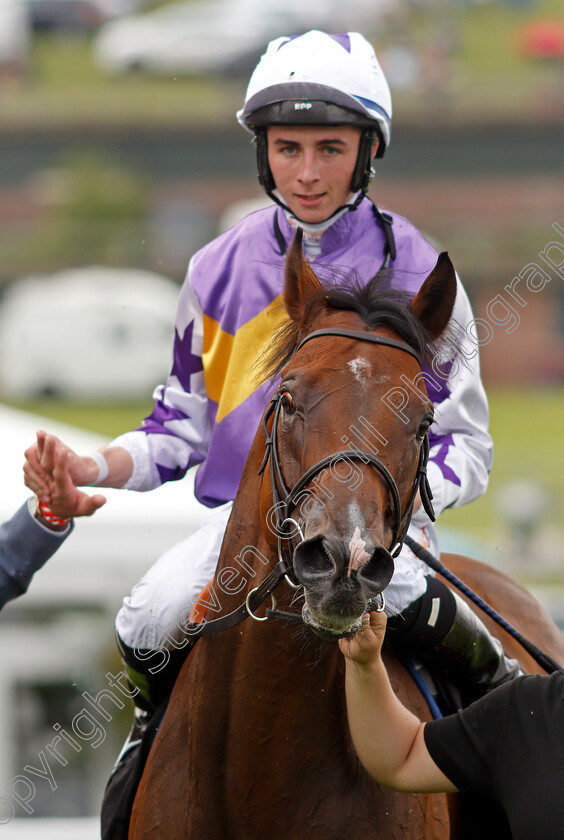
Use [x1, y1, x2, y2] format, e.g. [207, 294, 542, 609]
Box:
[258, 268, 455, 384]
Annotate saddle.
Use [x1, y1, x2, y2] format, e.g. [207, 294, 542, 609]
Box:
[401, 653, 462, 719]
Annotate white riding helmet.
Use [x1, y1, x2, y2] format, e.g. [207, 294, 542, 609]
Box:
[238, 31, 392, 147]
[237, 31, 392, 196]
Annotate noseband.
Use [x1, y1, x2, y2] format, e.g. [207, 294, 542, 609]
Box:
[260, 328, 436, 568]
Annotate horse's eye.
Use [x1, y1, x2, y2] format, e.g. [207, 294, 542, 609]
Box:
[417, 417, 433, 440]
[280, 391, 296, 414]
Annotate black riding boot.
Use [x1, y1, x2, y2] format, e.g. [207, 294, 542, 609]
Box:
[107, 633, 193, 777]
[100, 634, 195, 840]
[387, 575, 522, 705]
[116, 632, 194, 712]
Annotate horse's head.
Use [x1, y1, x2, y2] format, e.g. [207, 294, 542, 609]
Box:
[259, 231, 457, 640]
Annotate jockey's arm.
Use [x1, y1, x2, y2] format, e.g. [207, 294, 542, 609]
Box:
[339, 612, 457, 794]
[24, 263, 210, 511]
[106, 268, 211, 494]
[422, 277, 493, 519]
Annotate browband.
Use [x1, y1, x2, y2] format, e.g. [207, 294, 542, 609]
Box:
[294, 328, 421, 364]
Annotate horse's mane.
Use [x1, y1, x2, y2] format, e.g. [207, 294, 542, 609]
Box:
[259, 269, 452, 383]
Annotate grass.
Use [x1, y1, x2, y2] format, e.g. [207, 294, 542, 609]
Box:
[438, 387, 564, 543]
[374, 0, 564, 123]
[1, 33, 243, 128]
[454, 0, 563, 118]
[2, 397, 153, 438]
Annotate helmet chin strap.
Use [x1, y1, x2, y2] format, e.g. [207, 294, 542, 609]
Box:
[265, 185, 367, 228]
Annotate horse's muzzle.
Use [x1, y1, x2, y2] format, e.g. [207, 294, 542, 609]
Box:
[292, 535, 394, 639]
[293, 535, 394, 594]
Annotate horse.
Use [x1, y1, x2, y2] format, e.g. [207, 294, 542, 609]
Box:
[128, 232, 564, 839]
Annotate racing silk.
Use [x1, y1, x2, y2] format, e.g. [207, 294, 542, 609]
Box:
[112, 198, 492, 517]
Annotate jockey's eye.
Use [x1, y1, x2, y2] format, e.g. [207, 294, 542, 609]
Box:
[416, 416, 433, 440]
[280, 390, 296, 414]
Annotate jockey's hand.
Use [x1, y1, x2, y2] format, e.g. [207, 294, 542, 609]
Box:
[24, 431, 105, 517]
[50, 447, 106, 518]
[339, 610, 387, 668]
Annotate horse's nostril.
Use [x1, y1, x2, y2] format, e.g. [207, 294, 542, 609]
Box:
[293, 537, 336, 585]
[358, 545, 395, 594]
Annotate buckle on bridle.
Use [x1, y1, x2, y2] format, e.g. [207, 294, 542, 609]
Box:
[278, 517, 305, 589]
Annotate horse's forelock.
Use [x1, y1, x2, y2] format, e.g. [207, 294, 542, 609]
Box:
[256, 270, 450, 385]
[324, 273, 437, 361]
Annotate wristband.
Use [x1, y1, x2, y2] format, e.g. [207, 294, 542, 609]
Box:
[36, 500, 71, 530]
[90, 451, 109, 486]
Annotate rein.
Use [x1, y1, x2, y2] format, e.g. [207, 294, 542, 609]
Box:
[181, 556, 293, 640]
[405, 536, 564, 675]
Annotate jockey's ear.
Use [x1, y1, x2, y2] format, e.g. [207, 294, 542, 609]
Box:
[409, 252, 457, 339]
[284, 229, 325, 324]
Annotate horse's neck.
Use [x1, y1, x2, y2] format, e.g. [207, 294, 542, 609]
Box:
[210, 425, 344, 705]
[213, 430, 277, 613]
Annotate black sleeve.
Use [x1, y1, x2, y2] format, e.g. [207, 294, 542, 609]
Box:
[423, 679, 518, 796]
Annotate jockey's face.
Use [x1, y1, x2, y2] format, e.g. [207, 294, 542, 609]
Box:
[267, 125, 371, 224]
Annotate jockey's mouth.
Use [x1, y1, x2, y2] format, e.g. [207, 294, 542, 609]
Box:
[295, 192, 326, 204]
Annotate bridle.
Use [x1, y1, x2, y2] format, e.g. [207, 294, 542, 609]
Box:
[182, 326, 436, 638]
[259, 327, 436, 571]
[178, 325, 564, 676]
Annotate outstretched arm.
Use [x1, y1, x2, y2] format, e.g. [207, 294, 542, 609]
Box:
[339, 612, 457, 793]
[23, 430, 131, 518]
[2, 439, 110, 608]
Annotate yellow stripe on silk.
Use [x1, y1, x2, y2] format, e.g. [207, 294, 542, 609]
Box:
[203, 295, 288, 423]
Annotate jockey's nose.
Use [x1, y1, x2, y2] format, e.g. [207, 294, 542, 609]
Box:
[297, 149, 321, 185]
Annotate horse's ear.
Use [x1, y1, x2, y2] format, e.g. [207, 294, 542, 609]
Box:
[284, 230, 324, 324]
[409, 252, 457, 339]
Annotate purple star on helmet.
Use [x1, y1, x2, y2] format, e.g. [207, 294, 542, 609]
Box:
[277, 33, 351, 53]
[170, 321, 203, 391]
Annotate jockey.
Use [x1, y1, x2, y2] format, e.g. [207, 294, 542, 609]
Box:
[24, 31, 519, 715]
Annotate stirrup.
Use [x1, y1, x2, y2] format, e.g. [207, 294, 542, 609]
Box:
[111, 707, 151, 775]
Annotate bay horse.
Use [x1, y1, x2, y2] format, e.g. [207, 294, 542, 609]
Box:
[129, 233, 564, 839]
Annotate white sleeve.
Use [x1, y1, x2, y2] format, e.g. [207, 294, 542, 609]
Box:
[413, 276, 493, 523]
[111, 262, 212, 491]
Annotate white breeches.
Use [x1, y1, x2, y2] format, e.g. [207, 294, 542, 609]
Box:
[115, 502, 438, 650]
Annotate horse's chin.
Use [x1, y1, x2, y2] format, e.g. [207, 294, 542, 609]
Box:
[301, 604, 363, 641]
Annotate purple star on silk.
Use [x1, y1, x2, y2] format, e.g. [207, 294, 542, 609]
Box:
[428, 433, 462, 487]
[140, 402, 188, 436]
[156, 461, 192, 484]
[170, 321, 203, 392]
